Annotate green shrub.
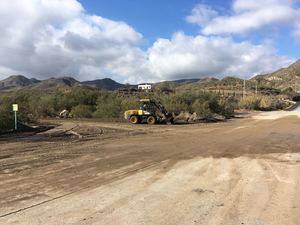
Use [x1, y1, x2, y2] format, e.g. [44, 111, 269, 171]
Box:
[71, 105, 93, 118]
[218, 97, 236, 118]
[258, 96, 273, 110]
[0, 103, 13, 131]
[0, 85, 241, 127]
[239, 95, 261, 110]
[192, 100, 212, 117]
[161, 95, 190, 113]
[121, 98, 140, 111]
[35, 95, 57, 117]
[94, 93, 122, 118]
[238, 95, 286, 111]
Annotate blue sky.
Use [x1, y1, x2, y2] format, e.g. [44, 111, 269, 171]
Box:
[0, 0, 299, 83]
[80, 0, 299, 56]
[81, 0, 202, 43]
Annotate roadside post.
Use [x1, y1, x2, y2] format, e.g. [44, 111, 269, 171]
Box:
[12, 104, 18, 130]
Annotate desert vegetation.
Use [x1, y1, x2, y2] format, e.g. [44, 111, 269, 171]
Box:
[238, 95, 290, 111]
[1, 83, 292, 132]
[0, 87, 238, 131]
[1, 60, 299, 132]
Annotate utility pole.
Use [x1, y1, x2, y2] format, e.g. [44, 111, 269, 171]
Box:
[255, 82, 258, 95]
[295, 76, 298, 93]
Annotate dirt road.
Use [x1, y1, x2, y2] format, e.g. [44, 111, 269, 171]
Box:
[1, 113, 300, 225]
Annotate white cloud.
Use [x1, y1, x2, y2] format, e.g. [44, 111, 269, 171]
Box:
[188, 0, 300, 36]
[148, 32, 293, 80]
[0, 0, 146, 82]
[0, 0, 295, 83]
[186, 4, 218, 26]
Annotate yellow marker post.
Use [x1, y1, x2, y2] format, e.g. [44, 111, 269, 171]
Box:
[12, 104, 18, 130]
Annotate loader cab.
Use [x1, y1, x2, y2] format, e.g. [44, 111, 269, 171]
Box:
[139, 99, 157, 114]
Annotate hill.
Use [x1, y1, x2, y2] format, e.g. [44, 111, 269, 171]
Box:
[0, 75, 40, 90]
[0, 59, 299, 93]
[251, 60, 300, 90]
[0, 76, 125, 91]
[82, 78, 124, 91]
[32, 77, 81, 90]
[176, 77, 243, 92]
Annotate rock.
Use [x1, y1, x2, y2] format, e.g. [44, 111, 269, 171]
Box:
[188, 112, 198, 122]
[212, 114, 226, 121]
[173, 111, 226, 123]
[59, 109, 69, 118]
[199, 114, 226, 122]
[174, 111, 192, 122]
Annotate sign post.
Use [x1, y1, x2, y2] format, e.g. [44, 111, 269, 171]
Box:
[12, 104, 18, 130]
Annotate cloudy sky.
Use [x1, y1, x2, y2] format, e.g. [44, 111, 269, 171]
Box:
[0, 0, 299, 83]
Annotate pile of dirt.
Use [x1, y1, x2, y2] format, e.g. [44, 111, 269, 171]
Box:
[0, 122, 54, 138]
[70, 125, 124, 138]
[174, 112, 226, 123]
[33, 123, 129, 141]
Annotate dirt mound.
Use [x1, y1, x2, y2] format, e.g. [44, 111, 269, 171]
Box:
[174, 111, 226, 123]
[0, 123, 54, 138]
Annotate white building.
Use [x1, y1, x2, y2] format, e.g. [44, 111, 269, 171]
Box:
[138, 84, 152, 90]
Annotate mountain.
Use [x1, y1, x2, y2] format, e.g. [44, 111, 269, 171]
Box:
[220, 76, 243, 86]
[0, 75, 40, 90]
[176, 77, 220, 92]
[251, 60, 300, 90]
[153, 78, 202, 91]
[0, 59, 299, 92]
[0, 76, 123, 91]
[171, 78, 200, 84]
[82, 78, 124, 91]
[33, 77, 81, 90]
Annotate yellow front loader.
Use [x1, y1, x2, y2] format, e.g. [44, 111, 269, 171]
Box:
[124, 99, 173, 125]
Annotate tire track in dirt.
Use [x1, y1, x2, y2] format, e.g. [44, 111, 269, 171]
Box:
[1, 117, 300, 224]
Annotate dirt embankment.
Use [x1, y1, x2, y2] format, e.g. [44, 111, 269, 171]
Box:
[0, 114, 300, 225]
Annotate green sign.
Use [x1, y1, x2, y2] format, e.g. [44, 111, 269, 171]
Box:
[12, 104, 18, 112]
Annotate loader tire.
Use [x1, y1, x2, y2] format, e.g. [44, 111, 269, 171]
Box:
[167, 118, 174, 125]
[129, 116, 139, 124]
[147, 116, 156, 125]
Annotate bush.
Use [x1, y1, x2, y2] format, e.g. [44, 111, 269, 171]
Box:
[238, 95, 286, 111]
[239, 95, 261, 110]
[192, 100, 212, 117]
[0, 86, 240, 127]
[161, 95, 190, 113]
[71, 105, 93, 118]
[35, 95, 57, 117]
[218, 97, 236, 118]
[0, 94, 36, 131]
[121, 98, 140, 111]
[94, 93, 122, 118]
[258, 96, 273, 110]
[159, 92, 235, 118]
[0, 103, 13, 131]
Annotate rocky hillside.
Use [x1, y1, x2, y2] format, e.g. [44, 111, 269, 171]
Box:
[32, 77, 81, 90]
[0, 76, 124, 91]
[175, 77, 243, 93]
[0, 75, 40, 90]
[176, 61, 300, 93]
[0, 59, 299, 93]
[251, 60, 300, 90]
[82, 78, 124, 91]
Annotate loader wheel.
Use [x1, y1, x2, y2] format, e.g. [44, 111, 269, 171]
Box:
[167, 118, 174, 125]
[147, 116, 156, 125]
[129, 116, 139, 124]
